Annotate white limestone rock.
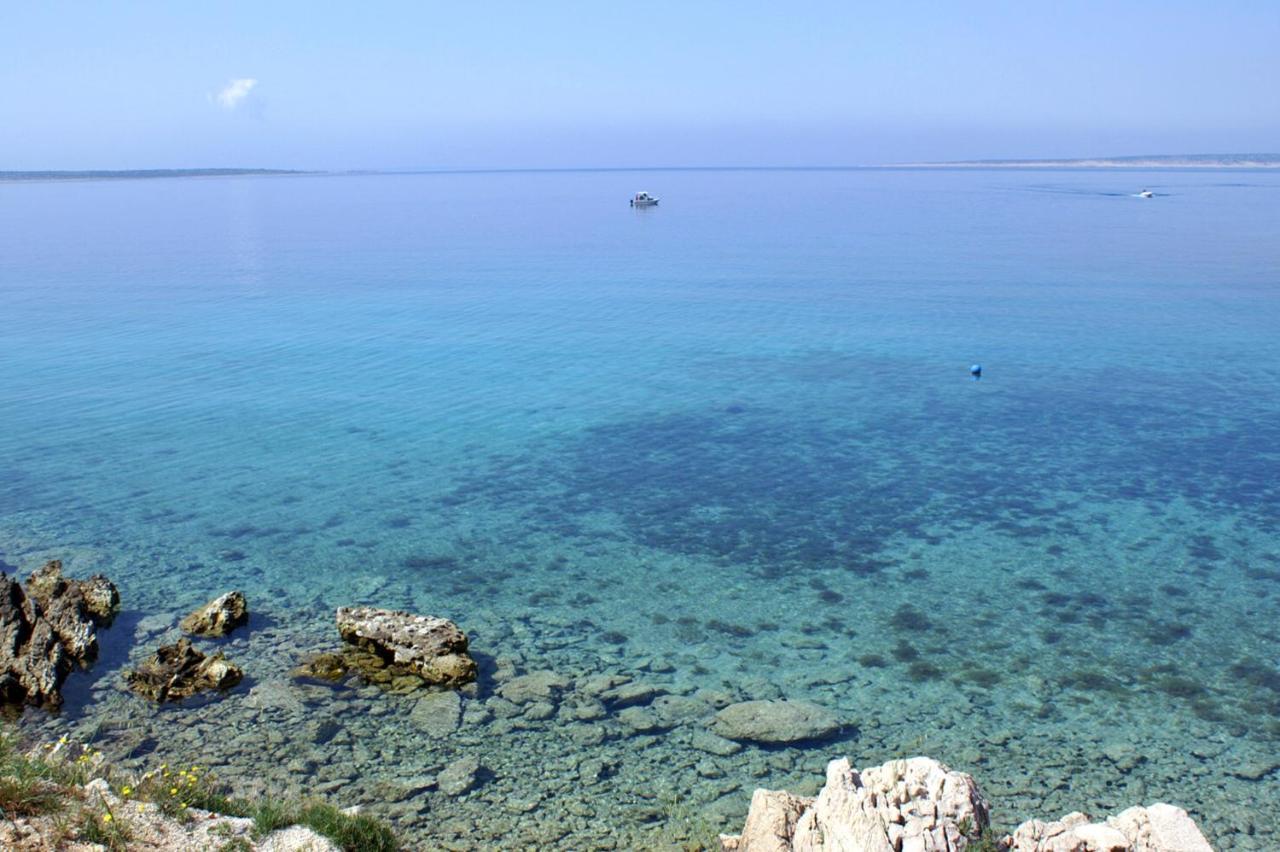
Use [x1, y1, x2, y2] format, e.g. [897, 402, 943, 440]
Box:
[1006, 802, 1213, 852]
[258, 826, 342, 852]
[720, 756, 989, 851]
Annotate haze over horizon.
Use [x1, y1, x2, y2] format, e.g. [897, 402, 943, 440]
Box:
[3, 1, 1277, 171]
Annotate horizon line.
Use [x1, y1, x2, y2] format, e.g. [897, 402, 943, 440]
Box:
[4, 154, 1280, 183]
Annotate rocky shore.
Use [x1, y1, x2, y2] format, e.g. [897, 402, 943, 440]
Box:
[719, 756, 1213, 851]
[0, 558, 1244, 850]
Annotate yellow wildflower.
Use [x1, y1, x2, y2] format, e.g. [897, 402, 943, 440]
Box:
[121, 786, 132, 797]
[170, 787, 178, 796]
[103, 813, 113, 823]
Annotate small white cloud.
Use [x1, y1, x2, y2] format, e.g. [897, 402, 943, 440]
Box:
[214, 78, 258, 110]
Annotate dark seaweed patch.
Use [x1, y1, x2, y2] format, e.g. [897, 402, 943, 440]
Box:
[891, 641, 920, 662]
[1143, 622, 1193, 645]
[1230, 659, 1280, 693]
[907, 661, 944, 682]
[892, 605, 930, 632]
[957, 666, 1003, 688]
[707, 619, 754, 638]
[403, 555, 458, 570]
[1062, 669, 1122, 693]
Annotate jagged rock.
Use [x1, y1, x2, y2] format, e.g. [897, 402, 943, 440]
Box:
[720, 789, 812, 852]
[437, 756, 481, 796]
[0, 560, 119, 709]
[1007, 803, 1213, 852]
[335, 606, 476, 688]
[180, 590, 248, 637]
[125, 638, 243, 702]
[710, 700, 840, 744]
[720, 757, 989, 852]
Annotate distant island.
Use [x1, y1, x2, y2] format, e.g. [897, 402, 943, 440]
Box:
[0, 168, 309, 182]
[904, 153, 1280, 169]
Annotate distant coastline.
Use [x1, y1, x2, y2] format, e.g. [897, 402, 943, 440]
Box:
[900, 153, 1280, 169]
[3, 155, 1279, 181]
[0, 168, 310, 183]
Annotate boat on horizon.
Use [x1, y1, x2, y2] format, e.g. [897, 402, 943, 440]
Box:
[1138, 189, 1154, 198]
[630, 191, 659, 207]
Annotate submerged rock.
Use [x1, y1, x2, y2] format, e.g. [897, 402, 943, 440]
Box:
[710, 699, 840, 744]
[411, 690, 463, 736]
[437, 756, 482, 796]
[180, 590, 248, 637]
[125, 638, 243, 702]
[498, 669, 571, 704]
[1007, 803, 1213, 852]
[0, 560, 119, 709]
[292, 652, 350, 682]
[335, 606, 476, 688]
[720, 756, 989, 851]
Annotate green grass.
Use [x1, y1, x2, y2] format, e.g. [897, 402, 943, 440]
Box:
[292, 801, 399, 852]
[0, 730, 87, 819]
[2, 727, 399, 851]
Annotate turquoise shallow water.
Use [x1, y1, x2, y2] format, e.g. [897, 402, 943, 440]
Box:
[2, 168, 1280, 849]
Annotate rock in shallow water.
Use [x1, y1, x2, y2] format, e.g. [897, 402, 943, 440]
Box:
[710, 700, 840, 744]
[0, 560, 119, 709]
[180, 590, 248, 637]
[411, 690, 463, 736]
[499, 669, 570, 704]
[125, 637, 243, 702]
[336, 606, 476, 687]
[437, 756, 482, 796]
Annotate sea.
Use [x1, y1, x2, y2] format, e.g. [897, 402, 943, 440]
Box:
[2, 167, 1278, 850]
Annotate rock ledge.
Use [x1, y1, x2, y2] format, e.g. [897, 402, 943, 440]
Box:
[719, 755, 1214, 852]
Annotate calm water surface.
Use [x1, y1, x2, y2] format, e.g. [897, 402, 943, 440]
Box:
[2, 169, 1279, 849]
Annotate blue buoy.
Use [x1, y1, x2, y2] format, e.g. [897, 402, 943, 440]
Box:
[970, 363, 982, 380]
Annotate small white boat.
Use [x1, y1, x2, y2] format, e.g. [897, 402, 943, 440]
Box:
[630, 191, 659, 207]
[1138, 189, 1153, 198]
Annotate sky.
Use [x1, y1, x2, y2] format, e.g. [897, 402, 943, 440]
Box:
[2, 1, 1277, 170]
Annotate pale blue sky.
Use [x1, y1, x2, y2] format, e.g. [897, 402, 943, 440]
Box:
[2, 1, 1277, 169]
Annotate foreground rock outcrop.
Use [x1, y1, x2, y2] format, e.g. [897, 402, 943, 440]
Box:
[721, 756, 988, 851]
[334, 606, 477, 688]
[1007, 804, 1212, 852]
[125, 638, 244, 702]
[720, 756, 1214, 852]
[0, 560, 119, 708]
[180, 590, 248, 637]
